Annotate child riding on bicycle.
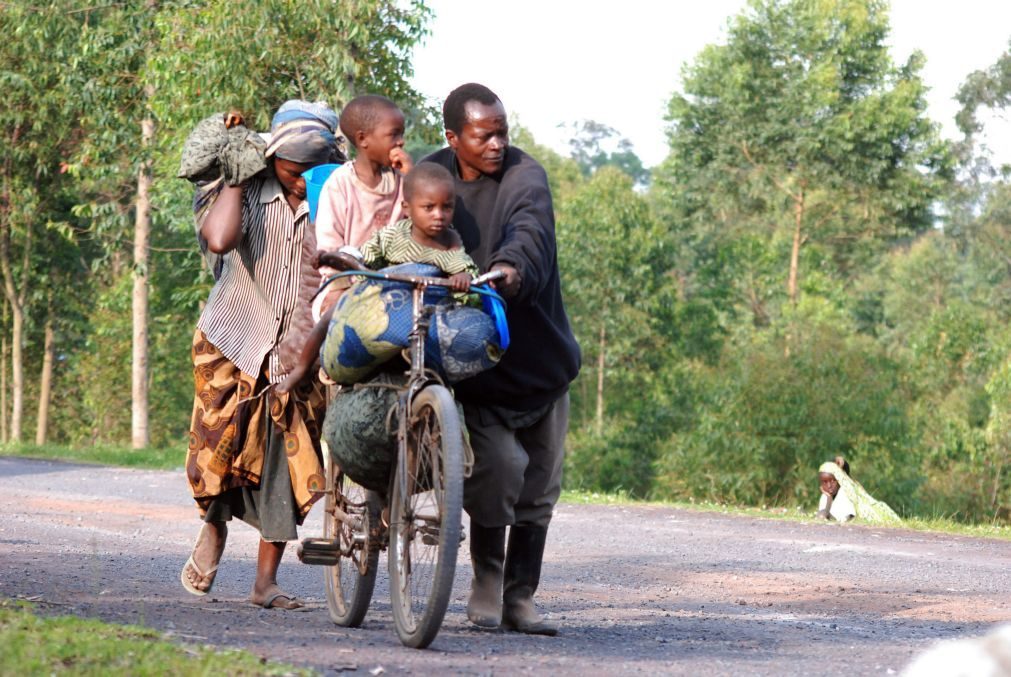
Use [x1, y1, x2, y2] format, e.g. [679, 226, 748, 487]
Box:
[276, 163, 479, 394]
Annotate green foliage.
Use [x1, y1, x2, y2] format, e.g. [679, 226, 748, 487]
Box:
[5, 0, 1011, 528]
[955, 39, 1011, 138]
[1, 443, 184, 471]
[654, 323, 918, 509]
[510, 126, 585, 201]
[657, 0, 949, 322]
[562, 120, 650, 186]
[0, 1, 434, 451]
[552, 1, 1010, 525]
[0, 601, 308, 675]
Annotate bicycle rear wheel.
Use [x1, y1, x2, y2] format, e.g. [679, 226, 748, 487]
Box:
[388, 385, 464, 649]
[323, 461, 380, 627]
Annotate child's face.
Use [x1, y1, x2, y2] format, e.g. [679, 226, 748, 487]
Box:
[820, 472, 840, 498]
[407, 180, 455, 241]
[359, 108, 406, 166]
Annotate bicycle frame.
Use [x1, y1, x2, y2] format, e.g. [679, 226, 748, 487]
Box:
[323, 266, 505, 518]
[309, 263, 505, 647]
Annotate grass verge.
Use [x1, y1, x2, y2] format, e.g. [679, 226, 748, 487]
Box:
[2, 449, 1005, 541]
[0, 443, 183, 471]
[560, 490, 1011, 541]
[0, 600, 308, 675]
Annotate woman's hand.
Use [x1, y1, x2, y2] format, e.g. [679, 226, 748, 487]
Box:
[275, 363, 309, 395]
[449, 272, 473, 292]
[223, 110, 245, 129]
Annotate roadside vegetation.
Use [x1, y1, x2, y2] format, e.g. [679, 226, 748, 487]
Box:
[560, 490, 1011, 541]
[2, 0, 1011, 527]
[2, 444, 1004, 541]
[0, 600, 307, 675]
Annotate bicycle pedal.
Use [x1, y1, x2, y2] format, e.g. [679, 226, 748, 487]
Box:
[419, 529, 465, 546]
[296, 537, 341, 566]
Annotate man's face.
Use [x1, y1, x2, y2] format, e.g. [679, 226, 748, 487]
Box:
[406, 179, 455, 243]
[273, 157, 311, 201]
[446, 100, 508, 181]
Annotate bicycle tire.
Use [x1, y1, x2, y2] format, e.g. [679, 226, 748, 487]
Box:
[388, 384, 464, 649]
[323, 462, 380, 627]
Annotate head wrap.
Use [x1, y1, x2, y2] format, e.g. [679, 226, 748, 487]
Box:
[265, 100, 345, 166]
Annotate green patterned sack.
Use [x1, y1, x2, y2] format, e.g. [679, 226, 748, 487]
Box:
[322, 372, 404, 492]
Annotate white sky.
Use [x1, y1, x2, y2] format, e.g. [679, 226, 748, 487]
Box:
[410, 0, 1011, 168]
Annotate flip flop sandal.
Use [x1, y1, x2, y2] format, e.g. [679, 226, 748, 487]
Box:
[253, 590, 307, 611]
[180, 555, 217, 597]
[180, 523, 227, 597]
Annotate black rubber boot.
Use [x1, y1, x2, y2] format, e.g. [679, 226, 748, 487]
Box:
[466, 523, 506, 628]
[501, 524, 558, 636]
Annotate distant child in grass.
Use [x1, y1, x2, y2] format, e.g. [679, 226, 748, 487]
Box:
[314, 94, 413, 316]
[277, 163, 479, 393]
[816, 456, 901, 525]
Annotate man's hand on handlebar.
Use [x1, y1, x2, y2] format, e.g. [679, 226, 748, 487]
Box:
[489, 263, 520, 298]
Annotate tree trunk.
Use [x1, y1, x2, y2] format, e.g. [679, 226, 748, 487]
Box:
[1, 299, 7, 445]
[35, 300, 54, 445]
[787, 188, 805, 306]
[0, 205, 30, 443]
[595, 323, 606, 436]
[580, 368, 589, 428]
[132, 90, 154, 449]
[8, 305, 22, 442]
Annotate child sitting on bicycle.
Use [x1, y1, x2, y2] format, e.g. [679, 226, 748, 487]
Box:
[276, 162, 479, 394]
[314, 94, 414, 317]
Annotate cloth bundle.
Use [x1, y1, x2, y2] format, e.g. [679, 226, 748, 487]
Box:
[320, 263, 507, 386]
[178, 101, 345, 186]
[322, 371, 402, 492]
[178, 114, 268, 186]
[181, 100, 346, 281]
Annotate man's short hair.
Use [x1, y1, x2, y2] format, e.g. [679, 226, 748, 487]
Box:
[339, 95, 400, 148]
[443, 83, 501, 134]
[404, 162, 455, 201]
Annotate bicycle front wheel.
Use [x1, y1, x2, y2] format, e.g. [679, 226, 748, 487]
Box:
[388, 384, 465, 649]
[323, 461, 380, 627]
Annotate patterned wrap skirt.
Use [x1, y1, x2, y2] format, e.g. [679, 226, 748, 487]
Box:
[186, 329, 326, 541]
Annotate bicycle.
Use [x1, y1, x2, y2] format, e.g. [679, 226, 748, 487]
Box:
[298, 252, 506, 649]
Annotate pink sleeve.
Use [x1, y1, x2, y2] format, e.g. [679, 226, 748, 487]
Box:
[315, 169, 348, 279]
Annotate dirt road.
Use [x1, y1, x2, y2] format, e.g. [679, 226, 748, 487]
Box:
[1, 456, 1008, 675]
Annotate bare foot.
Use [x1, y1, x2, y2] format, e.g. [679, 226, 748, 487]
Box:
[181, 522, 227, 595]
[250, 583, 304, 610]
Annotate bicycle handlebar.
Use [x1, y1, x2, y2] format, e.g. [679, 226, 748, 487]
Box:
[317, 250, 503, 288]
[312, 254, 507, 302]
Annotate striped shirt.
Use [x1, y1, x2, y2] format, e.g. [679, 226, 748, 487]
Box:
[360, 218, 480, 277]
[197, 176, 310, 381]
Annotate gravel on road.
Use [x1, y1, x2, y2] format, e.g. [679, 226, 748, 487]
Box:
[1, 456, 1008, 675]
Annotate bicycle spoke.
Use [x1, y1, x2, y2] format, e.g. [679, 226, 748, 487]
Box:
[389, 386, 463, 648]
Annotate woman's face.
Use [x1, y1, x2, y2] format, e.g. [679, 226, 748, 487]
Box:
[820, 472, 840, 498]
[273, 158, 312, 201]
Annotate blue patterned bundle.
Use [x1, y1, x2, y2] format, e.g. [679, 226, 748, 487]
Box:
[321, 263, 506, 385]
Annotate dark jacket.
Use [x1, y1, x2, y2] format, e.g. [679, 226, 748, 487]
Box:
[423, 146, 581, 411]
